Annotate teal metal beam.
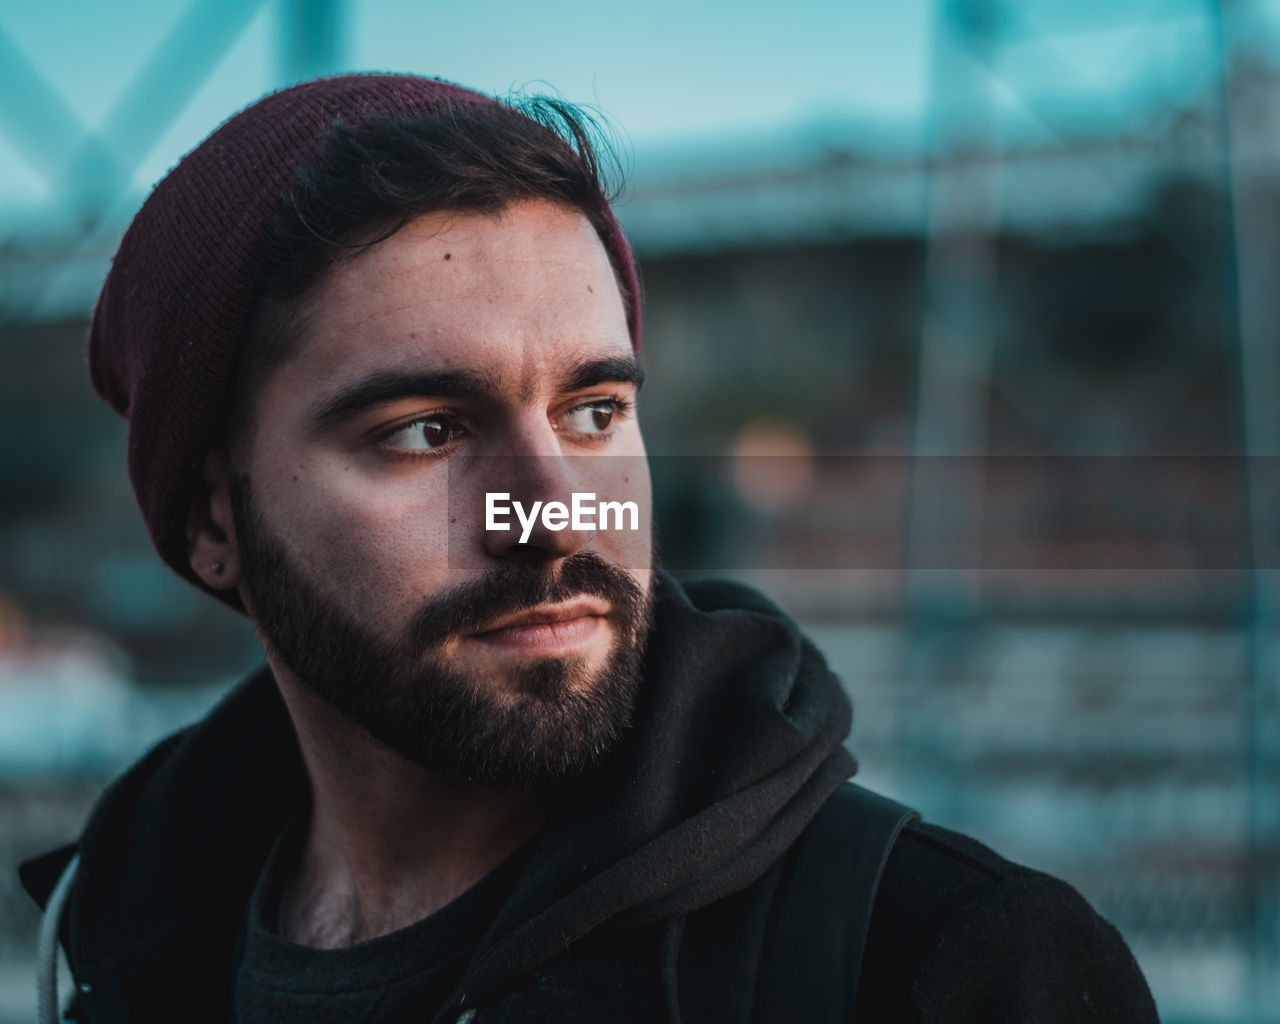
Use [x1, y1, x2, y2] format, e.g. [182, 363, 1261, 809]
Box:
[58, 0, 269, 220]
[0, 25, 125, 188]
[281, 0, 344, 86]
[1212, 1, 1279, 1018]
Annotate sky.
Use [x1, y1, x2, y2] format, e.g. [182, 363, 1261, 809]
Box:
[0, 0, 1275, 233]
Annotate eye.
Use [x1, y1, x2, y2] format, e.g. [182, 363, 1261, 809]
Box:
[380, 414, 462, 451]
[563, 400, 622, 436]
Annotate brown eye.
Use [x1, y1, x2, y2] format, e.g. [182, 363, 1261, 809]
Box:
[383, 415, 457, 451]
[420, 418, 450, 446]
[565, 401, 617, 435]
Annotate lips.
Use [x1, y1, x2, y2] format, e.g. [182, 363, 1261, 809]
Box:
[474, 597, 609, 635]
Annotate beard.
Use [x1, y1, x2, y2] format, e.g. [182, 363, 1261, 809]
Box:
[229, 474, 655, 791]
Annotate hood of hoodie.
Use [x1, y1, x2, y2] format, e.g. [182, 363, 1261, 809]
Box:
[22, 571, 856, 1015]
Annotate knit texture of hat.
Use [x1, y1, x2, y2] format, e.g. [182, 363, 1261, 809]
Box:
[89, 73, 642, 609]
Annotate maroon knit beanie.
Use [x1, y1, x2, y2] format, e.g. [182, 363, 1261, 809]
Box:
[89, 73, 642, 608]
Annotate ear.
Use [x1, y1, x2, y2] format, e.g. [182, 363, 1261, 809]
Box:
[185, 447, 242, 591]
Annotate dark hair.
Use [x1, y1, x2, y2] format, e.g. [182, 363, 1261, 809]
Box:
[228, 95, 629, 450]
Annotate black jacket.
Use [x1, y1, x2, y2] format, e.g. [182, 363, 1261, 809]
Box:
[21, 573, 1159, 1022]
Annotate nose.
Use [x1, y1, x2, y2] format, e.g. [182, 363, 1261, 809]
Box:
[477, 419, 595, 563]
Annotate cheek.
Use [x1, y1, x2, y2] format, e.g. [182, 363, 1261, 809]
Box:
[584, 449, 653, 573]
[619, 484, 655, 575]
[259, 460, 455, 613]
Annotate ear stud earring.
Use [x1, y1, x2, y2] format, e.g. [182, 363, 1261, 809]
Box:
[211, 562, 225, 575]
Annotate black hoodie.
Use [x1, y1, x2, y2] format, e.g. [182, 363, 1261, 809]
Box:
[20, 573, 1158, 1023]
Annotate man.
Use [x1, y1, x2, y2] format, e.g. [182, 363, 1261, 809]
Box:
[21, 74, 1158, 1023]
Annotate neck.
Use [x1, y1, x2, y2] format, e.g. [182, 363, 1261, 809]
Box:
[273, 672, 547, 949]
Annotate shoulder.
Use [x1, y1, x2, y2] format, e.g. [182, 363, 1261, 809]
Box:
[857, 813, 1160, 1022]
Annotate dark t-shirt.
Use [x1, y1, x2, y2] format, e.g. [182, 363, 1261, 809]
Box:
[231, 814, 529, 1024]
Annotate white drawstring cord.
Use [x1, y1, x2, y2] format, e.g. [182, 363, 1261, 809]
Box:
[36, 853, 80, 1024]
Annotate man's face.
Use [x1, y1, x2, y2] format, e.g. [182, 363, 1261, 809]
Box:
[229, 199, 654, 789]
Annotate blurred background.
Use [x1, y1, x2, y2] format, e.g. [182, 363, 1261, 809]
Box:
[2, 0, 1279, 1020]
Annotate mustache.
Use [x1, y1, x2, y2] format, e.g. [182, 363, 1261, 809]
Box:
[406, 552, 647, 648]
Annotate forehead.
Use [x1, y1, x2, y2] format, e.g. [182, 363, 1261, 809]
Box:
[280, 199, 633, 398]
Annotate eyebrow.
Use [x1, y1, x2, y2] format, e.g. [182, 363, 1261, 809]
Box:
[310, 369, 500, 428]
[309, 353, 646, 430]
[560, 355, 646, 394]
